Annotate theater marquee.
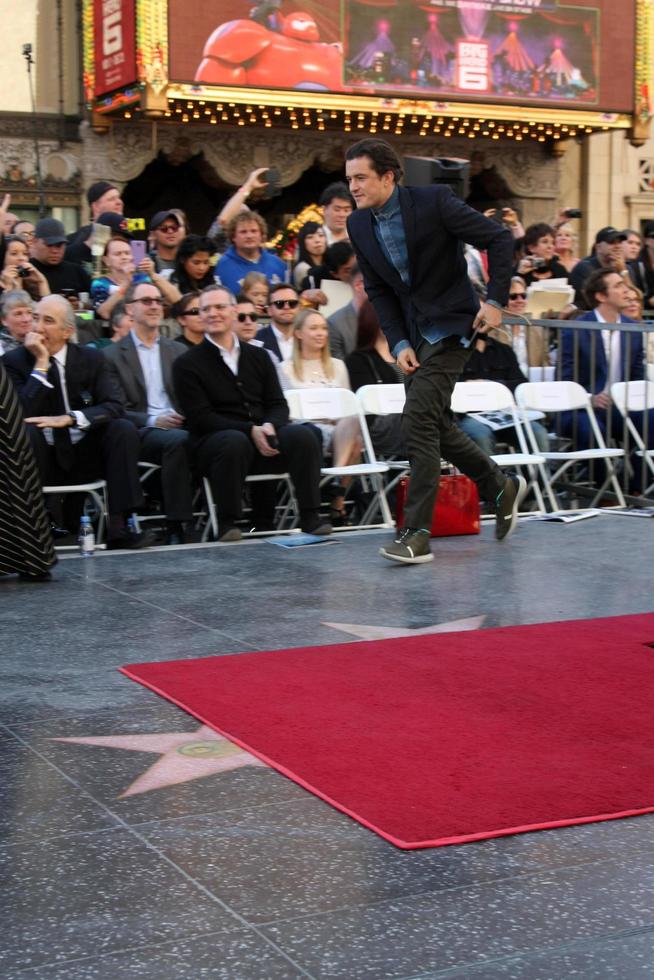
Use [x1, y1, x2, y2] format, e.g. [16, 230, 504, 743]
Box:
[83, 0, 654, 144]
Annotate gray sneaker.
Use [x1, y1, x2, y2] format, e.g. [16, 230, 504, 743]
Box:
[379, 527, 433, 564]
[495, 474, 527, 541]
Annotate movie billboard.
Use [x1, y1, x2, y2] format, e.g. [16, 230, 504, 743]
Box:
[168, 1, 635, 113]
[93, 0, 137, 97]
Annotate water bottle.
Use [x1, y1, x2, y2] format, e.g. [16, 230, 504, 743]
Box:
[78, 516, 95, 557]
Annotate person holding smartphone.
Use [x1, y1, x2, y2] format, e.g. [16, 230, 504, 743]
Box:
[91, 238, 180, 321]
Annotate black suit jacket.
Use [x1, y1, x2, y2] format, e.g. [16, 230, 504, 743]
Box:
[255, 324, 282, 362]
[346, 184, 514, 353]
[2, 342, 124, 426]
[103, 333, 187, 427]
[173, 336, 289, 443]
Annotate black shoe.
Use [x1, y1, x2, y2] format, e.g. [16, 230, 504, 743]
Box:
[301, 518, 333, 536]
[18, 570, 52, 582]
[248, 520, 276, 534]
[107, 528, 158, 550]
[495, 474, 527, 541]
[217, 525, 242, 542]
[49, 523, 70, 540]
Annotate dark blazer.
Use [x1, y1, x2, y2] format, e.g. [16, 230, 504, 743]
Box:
[561, 311, 644, 393]
[346, 184, 514, 353]
[2, 342, 124, 426]
[173, 336, 289, 443]
[255, 324, 282, 362]
[328, 301, 358, 361]
[459, 337, 527, 393]
[103, 333, 187, 427]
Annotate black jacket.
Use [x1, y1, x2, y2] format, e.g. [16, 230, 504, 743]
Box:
[459, 337, 527, 393]
[347, 184, 513, 353]
[3, 342, 124, 426]
[173, 336, 289, 442]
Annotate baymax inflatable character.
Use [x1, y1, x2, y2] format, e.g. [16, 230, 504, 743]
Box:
[194, 9, 343, 91]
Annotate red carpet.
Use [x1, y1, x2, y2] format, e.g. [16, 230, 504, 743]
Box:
[121, 614, 654, 849]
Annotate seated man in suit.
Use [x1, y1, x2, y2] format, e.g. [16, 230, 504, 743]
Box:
[2, 294, 151, 548]
[173, 284, 331, 541]
[103, 280, 194, 545]
[561, 268, 651, 465]
[327, 265, 366, 361]
[255, 282, 300, 363]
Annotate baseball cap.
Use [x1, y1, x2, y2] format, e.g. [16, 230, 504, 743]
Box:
[96, 212, 132, 239]
[595, 226, 627, 245]
[150, 210, 180, 231]
[34, 218, 67, 245]
[87, 181, 117, 206]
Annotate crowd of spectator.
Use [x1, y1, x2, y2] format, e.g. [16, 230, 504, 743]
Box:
[1, 172, 653, 556]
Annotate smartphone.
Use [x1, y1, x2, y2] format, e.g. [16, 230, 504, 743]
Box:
[130, 240, 147, 265]
[564, 208, 582, 219]
[262, 167, 282, 198]
[265, 433, 279, 450]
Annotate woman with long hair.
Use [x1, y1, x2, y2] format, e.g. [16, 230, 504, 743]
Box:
[293, 221, 327, 288]
[171, 235, 218, 294]
[345, 299, 405, 457]
[281, 308, 362, 524]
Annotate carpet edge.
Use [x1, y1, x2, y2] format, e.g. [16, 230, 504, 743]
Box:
[118, 666, 654, 850]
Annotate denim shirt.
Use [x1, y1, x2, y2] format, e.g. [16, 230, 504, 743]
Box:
[372, 186, 456, 356]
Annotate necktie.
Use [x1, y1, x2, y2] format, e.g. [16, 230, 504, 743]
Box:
[48, 356, 74, 471]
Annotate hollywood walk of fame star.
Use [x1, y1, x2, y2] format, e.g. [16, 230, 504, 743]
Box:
[51, 618, 483, 797]
[52, 725, 265, 798]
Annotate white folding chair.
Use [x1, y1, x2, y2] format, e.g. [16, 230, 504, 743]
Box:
[43, 479, 108, 548]
[355, 383, 409, 497]
[285, 387, 393, 529]
[515, 381, 626, 509]
[450, 380, 548, 513]
[200, 469, 299, 543]
[610, 380, 654, 496]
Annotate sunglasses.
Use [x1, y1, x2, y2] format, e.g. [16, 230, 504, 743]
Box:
[182, 308, 200, 316]
[135, 296, 163, 306]
[509, 292, 527, 300]
[271, 299, 299, 310]
[158, 224, 179, 233]
[237, 312, 258, 323]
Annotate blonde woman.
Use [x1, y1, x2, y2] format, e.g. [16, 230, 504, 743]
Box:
[554, 222, 580, 275]
[281, 308, 362, 524]
[497, 275, 550, 372]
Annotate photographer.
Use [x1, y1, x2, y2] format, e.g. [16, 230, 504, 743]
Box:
[0, 235, 49, 301]
[516, 222, 569, 285]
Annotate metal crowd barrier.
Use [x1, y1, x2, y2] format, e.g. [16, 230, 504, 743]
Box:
[499, 314, 654, 505]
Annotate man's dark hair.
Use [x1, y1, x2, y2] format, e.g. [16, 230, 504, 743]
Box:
[124, 281, 162, 305]
[318, 182, 353, 208]
[583, 268, 620, 308]
[109, 299, 129, 334]
[523, 223, 555, 250]
[324, 241, 354, 274]
[345, 139, 403, 184]
[269, 281, 299, 299]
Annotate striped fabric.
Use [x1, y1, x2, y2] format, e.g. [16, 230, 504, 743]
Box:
[0, 361, 55, 577]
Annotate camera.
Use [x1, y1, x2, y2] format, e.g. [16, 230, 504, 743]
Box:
[17, 265, 30, 278]
[531, 257, 547, 269]
[564, 208, 582, 219]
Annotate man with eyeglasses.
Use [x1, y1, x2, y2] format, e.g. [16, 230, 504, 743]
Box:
[103, 281, 194, 545]
[173, 285, 331, 541]
[255, 283, 300, 362]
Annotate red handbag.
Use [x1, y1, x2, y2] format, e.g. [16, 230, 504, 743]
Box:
[395, 474, 480, 537]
